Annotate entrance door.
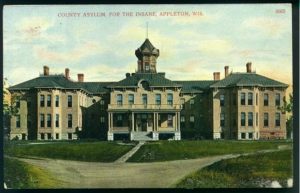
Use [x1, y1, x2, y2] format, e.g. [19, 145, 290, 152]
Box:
[141, 114, 148, 131]
[141, 119, 147, 131]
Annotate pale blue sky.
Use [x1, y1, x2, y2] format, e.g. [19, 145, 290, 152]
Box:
[3, 4, 292, 91]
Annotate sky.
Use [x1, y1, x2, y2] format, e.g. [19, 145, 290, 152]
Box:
[3, 4, 293, 93]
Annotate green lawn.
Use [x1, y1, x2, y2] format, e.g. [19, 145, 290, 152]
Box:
[4, 141, 135, 162]
[127, 140, 292, 162]
[4, 157, 64, 189]
[176, 149, 293, 188]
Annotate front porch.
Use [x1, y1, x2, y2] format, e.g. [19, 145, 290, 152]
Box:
[107, 112, 181, 141]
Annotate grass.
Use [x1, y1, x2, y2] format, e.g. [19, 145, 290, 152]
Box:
[176, 149, 293, 188]
[127, 140, 292, 162]
[4, 141, 135, 162]
[4, 157, 64, 188]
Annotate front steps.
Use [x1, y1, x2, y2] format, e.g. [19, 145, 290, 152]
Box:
[131, 132, 155, 141]
[107, 131, 181, 141]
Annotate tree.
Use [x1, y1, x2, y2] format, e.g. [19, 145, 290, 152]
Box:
[3, 78, 19, 140]
[278, 93, 293, 139]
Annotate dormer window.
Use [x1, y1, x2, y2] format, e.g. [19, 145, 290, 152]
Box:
[139, 80, 150, 90]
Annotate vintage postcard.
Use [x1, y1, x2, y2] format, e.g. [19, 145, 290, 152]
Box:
[3, 4, 295, 190]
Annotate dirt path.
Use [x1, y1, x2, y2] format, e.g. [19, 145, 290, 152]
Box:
[115, 141, 145, 163]
[17, 154, 239, 188]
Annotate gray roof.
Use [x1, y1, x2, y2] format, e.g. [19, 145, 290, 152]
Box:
[9, 75, 114, 94]
[210, 73, 288, 88]
[108, 73, 181, 88]
[8, 72, 288, 94]
[174, 80, 216, 93]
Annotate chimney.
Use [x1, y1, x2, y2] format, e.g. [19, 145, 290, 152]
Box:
[246, 62, 252, 73]
[43, 66, 49, 76]
[125, 73, 130, 78]
[224, 66, 229, 77]
[65, 68, 70, 79]
[213, 72, 220, 81]
[77, 73, 84, 82]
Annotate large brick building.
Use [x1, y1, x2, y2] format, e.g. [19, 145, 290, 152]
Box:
[8, 39, 288, 141]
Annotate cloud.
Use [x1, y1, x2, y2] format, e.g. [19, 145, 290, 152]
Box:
[33, 41, 105, 63]
[113, 19, 179, 60]
[242, 17, 290, 38]
[198, 39, 233, 56]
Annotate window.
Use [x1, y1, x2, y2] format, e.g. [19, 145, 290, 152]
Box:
[56, 133, 59, 139]
[40, 114, 45, 127]
[145, 62, 150, 71]
[116, 94, 122, 106]
[100, 99, 105, 109]
[117, 114, 122, 127]
[248, 133, 253, 139]
[248, 112, 253, 126]
[41, 133, 45, 140]
[155, 94, 161, 105]
[47, 114, 51, 127]
[275, 93, 280, 106]
[22, 134, 26, 140]
[16, 115, 20, 128]
[248, 93, 253, 105]
[264, 94, 269, 106]
[190, 99, 194, 108]
[117, 114, 122, 121]
[241, 93, 245, 105]
[100, 116, 105, 123]
[256, 93, 258, 106]
[275, 113, 280, 127]
[220, 94, 225, 106]
[180, 98, 185, 109]
[47, 133, 52, 140]
[241, 112, 246, 126]
[142, 94, 147, 105]
[180, 116, 185, 122]
[128, 94, 134, 105]
[55, 114, 59, 128]
[47, 95, 51, 107]
[190, 115, 195, 122]
[68, 114, 72, 128]
[167, 93, 173, 105]
[220, 113, 225, 127]
[16, 97, 20, 108]
[100, 99, 105, 105]
[264, 113, 269, 127]
[256, 112, 258, 126]
[68, 133, 72, 140]
[40, 95, 45, 107]
[167, 114, 173, 127]
[55, 95, 59, 107]
[241, 133, 246, 139]
[68, 95, 72, 107]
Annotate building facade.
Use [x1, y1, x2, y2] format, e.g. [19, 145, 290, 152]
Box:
[8, 39, 288, 141]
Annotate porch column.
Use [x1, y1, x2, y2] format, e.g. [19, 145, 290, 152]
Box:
[153, 112, 156, 131]
[131, 112, 135, 132]
[108, 112, 111, 131]
[175, 112, 177, 131]
[156, 113, 159, 131]
[177, 112, 181, 131]
[111, 113, 114, 131]
[107, 112, 114, 141]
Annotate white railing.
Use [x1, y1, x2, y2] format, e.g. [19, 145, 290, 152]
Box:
[108, 104, 181, 110]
